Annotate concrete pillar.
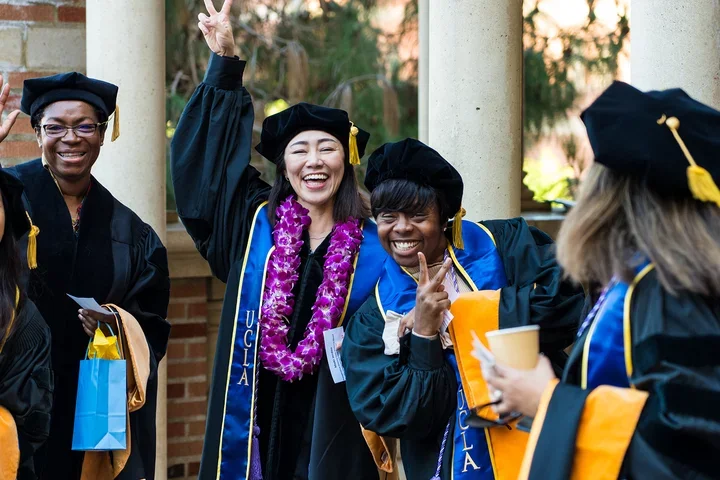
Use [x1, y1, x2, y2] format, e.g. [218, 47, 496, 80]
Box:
[418, 0, 429, 143]
[632, 1, 720, 108]
[428, 0, 523, 220]
[85, 1, 167, 479]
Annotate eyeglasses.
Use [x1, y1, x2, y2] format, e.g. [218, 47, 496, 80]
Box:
[38, 122, 108, 138]
[464, 400, 523, 429]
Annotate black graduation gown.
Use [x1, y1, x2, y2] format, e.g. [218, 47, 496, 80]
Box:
[171, 53, 378, 479]
[0, 299, 53, 480]
[8, 159, 171, 480]
[342, 220, 584, 480]
[525, 268, 720, 480]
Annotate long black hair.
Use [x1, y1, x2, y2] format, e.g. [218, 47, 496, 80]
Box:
[0, 191, 23, 347]
[267, 151, 370, 224]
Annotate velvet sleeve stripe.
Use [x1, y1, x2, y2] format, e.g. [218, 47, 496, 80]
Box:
[638, 387, 720, 477]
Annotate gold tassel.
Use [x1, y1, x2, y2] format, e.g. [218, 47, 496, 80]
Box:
[657, 114, 720, 207]
[348, 121, 360, 166]
[452, 207, 466, 250]
[687, 165, 720, 207]
[111, 105, 120, 142]
[25, 212, 39, 270]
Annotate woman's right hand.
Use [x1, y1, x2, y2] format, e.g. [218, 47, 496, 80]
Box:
[413, 253, 452, 337]
[198, 0, 236, 57]
[0, 74, 20, 144]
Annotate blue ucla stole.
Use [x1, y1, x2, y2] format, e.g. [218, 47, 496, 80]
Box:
[215, 204, 387, 479]
[376, 220, 507, 479]
[447, 352, 494, 478]
[581, 262, 655, 390]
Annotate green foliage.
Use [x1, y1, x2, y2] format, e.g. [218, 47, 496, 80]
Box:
[523, 158, 575, 204]
[523, 0, 630, 145]
[523, 0, 629, 203]
[164, 0, 628, 208]
[165, 0, 418, 207]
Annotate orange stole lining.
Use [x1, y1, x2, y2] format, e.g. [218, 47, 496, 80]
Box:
[448, 291, 501, 415]
[361, 426, 396, 474]
[449, 291, 528, 480]
[0, 406, 19, 480]
[571, 386, 647, 479]
[519, 383, 648, 480]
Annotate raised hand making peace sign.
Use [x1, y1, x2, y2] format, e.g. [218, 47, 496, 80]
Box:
[198, 0, 235, 57]
[413, 252, 453, 337]
[0, 74, 21, 144]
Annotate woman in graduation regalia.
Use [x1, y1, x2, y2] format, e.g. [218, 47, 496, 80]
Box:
[0, 77, 53, 480]
[0, 169, 52, 480]
[342, 138, 585, 480]
[170, 1, 388, 478]
[8, 71, 171, 480]
[484, 81, 720, 480]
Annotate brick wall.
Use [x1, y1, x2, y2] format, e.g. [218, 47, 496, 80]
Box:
[0, 0, 86, 166]
[166, 278, 209, 479]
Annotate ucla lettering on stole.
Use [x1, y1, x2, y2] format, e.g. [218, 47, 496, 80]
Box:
[457, 387, 481, 473]
[238, 309, 256, 387]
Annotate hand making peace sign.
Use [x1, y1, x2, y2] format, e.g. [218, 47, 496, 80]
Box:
[0, 75, 21, 144]
[198, 0, 236, 57]
[413, 253, 453, 337]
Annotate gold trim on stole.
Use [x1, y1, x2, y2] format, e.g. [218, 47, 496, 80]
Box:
[623, 264, 655, 381]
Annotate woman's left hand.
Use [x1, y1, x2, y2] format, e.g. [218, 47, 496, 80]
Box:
[78, 309, 116, 337]
[484, 354, 557, 418]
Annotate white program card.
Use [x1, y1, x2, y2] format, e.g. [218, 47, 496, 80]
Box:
[442, 274, 460, 303]
[323, 327, 346, 384]
[67, 294, 110, 315]
[470, 330, 496, 367]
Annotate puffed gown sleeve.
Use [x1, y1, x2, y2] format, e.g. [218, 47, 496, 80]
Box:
[170, 52, 271, 283]
[342, 296, 457, 439]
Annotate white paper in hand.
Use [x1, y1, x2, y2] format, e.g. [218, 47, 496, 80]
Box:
[323, 327, 346, 384]
[440, 309, 454, 333]
[471, 331, 503, 401]
[470, 331, 495, 366]
[442, 274, 459, 303]
[67, 294, 110, 315]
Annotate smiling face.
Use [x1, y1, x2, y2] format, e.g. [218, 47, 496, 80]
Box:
[376, 202, 448, 268]
[35, 100, 105, 185]
[283, 130, 345, 210]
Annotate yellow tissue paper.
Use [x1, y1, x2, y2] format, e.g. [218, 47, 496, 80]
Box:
[87, 327, 121, 360]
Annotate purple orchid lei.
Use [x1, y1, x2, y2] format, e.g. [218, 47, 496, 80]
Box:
[259, 195, 363, 382]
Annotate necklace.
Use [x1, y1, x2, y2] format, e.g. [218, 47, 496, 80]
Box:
[259, 196, 363, 382]
[309, 230, 331, 240]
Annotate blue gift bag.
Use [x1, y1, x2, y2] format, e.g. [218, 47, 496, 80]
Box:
[71, 322, 127, 451]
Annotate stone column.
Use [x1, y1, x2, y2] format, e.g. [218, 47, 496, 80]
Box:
[428, 0, 523, 220]
[632, 1, 720, 108]
[85, 1, 167, 479]
[418, 0, 429, 143]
